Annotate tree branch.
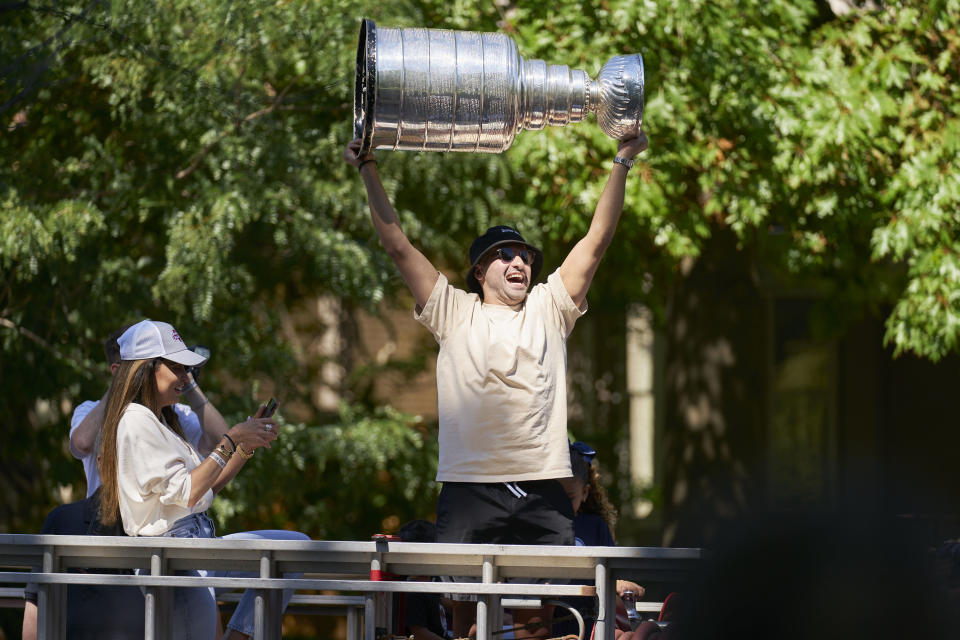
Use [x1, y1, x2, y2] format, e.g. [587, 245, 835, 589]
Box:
[175, 81, 295, 181]
[0, 317, 67, 360]
[0, 317, 98, 375]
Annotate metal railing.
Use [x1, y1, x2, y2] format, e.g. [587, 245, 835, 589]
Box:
[0, 534, 700, 640]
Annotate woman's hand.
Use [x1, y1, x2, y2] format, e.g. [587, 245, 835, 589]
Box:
[195, 409, 278, 499]
[227, 416, 278, 452]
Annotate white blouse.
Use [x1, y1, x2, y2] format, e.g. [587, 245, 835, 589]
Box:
[116, 402, 213, 536]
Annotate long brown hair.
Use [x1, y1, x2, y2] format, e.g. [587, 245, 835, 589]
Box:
[97, 358, 184, 527]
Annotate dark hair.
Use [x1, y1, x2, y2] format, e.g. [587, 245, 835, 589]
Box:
[103, 325, 132, 365]
[397, 519, 437, 543]
[570, 445, 591, 486]
[570, 445, 618, 536]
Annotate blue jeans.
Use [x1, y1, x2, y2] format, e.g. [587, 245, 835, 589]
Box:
[160, 512, 309, 638]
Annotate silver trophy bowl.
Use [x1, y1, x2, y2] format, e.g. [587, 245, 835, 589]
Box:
[354, 19, 644, 154]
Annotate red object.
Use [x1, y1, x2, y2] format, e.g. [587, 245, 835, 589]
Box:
[370, 534, 401, 581]
[658, 592, 678, 622]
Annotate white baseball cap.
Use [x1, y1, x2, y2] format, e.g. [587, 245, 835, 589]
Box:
[117, 319, 207, 366]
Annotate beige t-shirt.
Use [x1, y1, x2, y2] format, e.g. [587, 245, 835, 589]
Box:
[116, 402, 213, 536]
[416, 271, 586, 483]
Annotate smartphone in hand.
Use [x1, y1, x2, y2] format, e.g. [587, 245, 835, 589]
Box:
[261, 397, 279, 418]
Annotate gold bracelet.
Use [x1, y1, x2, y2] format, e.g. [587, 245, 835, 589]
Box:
[214, 444, 233, 462]
[236, 443, 254, 460]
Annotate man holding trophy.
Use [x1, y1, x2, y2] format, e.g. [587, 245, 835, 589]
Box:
[346, 18, 649, 638]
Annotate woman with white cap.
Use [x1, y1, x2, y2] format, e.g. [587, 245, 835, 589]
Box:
[96, 318, 309, 640]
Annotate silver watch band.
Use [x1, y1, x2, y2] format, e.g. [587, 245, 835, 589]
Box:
[613, 156, 634, 169]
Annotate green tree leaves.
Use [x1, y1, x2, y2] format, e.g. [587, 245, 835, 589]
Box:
[213, 404, 439, 538]
[4, 0, 960, 536]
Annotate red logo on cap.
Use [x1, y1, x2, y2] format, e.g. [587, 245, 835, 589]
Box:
[171, 329, 183, 343]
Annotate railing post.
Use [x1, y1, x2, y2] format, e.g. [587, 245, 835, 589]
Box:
[144, 548, 170, 640]
[37, 545, 64, 640]
[491, 559, 503, 640]
[476, 555, 498, 640]
[364, 552, 382, 640]
[364, 590, 377, 640]
[370, 548, 393, 640]
[347, 600, 362, 640]
[594, 559, 615, 640]
[255, 549, 281, 640]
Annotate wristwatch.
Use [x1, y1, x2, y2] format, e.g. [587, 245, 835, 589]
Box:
[613, 156, 634, 170]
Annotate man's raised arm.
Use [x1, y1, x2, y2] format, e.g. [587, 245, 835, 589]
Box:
[344, 139, 439, 309]
[557, 132, 648, 309]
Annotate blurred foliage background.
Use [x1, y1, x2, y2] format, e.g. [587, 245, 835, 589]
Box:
[2, 0, 959, 554]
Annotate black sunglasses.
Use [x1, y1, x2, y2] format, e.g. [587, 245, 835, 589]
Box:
[493, 247, 535, 265]
[158, 359, 188, 375]
[570, 441, 596, 462]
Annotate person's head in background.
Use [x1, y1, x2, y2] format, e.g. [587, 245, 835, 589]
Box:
[398, 519, 437, 544]
[562, 441, 617, 534]
[104, 324, 132, 373]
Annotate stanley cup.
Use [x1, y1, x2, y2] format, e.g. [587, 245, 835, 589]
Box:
[353, 19, 644, 154]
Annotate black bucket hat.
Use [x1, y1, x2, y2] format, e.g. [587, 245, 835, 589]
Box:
[465, 225, 543, 295]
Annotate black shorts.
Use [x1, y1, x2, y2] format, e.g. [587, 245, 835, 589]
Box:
[436, 481, 575, 599]
[437, 480, 575, 546]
